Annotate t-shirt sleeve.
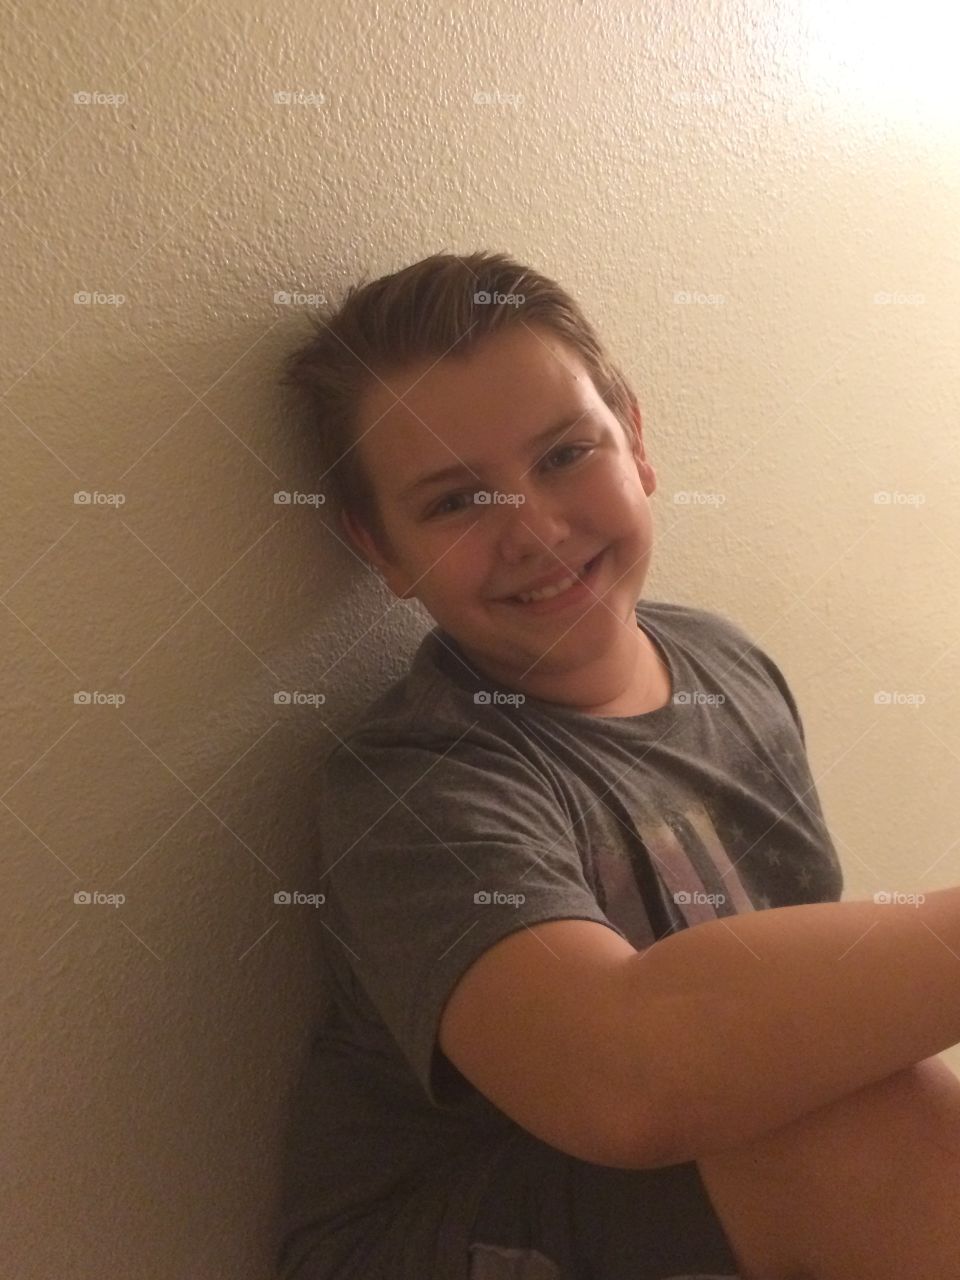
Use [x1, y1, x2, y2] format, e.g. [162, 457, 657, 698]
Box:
[319, 728, 626, 1109]
[749, 645, 808, 747]
[699, 605, 809, 746]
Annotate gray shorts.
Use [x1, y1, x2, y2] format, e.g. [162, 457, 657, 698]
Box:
[467, 1130, 741, 1280]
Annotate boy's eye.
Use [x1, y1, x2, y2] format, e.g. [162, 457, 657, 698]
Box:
[425, 444, 589, 518]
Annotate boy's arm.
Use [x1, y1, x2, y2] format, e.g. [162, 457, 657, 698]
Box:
[623, 886, 960, 1166]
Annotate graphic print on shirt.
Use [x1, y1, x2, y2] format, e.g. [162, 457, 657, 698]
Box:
[590, 798, 757, 951]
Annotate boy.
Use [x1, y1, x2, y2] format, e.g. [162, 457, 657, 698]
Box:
[276, 251, 960, 1280]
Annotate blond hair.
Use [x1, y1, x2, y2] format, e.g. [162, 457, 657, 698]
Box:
[280, 250, 636, 555]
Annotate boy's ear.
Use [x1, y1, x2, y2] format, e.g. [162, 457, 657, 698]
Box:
[341, 506, 388, 571]
[625, 399, 656, 497]
[340, 507, 414, 599]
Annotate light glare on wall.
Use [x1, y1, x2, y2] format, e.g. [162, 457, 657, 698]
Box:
[798, 0, 960, 124]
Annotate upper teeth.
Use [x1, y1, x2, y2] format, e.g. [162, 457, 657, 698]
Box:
[515, 561, 589, 604]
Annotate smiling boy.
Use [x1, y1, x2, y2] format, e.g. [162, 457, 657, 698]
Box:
[277, 251, 960, 1280]
[342, 320, 671, 720]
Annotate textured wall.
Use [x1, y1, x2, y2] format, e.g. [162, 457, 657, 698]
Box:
[3, 1, 960, 1276]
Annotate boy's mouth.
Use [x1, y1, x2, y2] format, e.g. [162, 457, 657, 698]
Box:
[498, 548, 607, 612]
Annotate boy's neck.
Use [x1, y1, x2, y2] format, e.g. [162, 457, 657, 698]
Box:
[456, 617, 672, 719]
[572, 624, 672, 718]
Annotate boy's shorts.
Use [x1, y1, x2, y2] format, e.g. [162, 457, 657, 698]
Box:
[467, 1129, 741, 1280]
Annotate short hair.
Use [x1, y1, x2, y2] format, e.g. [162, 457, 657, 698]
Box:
[279, 249, 637, 558]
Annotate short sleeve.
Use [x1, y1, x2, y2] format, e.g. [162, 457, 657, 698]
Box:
[748, 646, 808, 747]
[700, 605, 809, 747]
[318, 729, 625, 1108]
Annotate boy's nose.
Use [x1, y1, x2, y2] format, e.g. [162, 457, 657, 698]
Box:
[493, 487, 572, 565]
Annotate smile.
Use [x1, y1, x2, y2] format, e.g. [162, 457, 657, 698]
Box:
[500, 548, 607, 613]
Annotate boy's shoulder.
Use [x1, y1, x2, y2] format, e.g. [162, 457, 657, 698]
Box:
[322, 627, 556, 812]
[649, 596, 796, 672]
[639, 599, 806, 740]
[640, 596, 763, 654]
[326, 625, 496, 766]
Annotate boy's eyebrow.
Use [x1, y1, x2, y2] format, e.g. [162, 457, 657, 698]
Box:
[397, 412, 590, 502]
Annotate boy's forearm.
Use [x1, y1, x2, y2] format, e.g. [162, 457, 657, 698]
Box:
[624, 886, 960, 1165]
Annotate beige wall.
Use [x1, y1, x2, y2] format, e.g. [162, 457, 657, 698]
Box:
[3, 1, 959, 1275]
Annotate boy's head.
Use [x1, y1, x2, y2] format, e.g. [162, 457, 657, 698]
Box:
[282, 250, 658, 696]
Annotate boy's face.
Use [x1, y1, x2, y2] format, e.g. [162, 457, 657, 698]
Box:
[342, 323, 658, 693]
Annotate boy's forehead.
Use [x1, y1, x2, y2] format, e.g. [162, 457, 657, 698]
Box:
[356, 326, 599, 484]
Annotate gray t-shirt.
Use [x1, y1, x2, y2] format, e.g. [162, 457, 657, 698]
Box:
[278, 598, 844, 1280]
